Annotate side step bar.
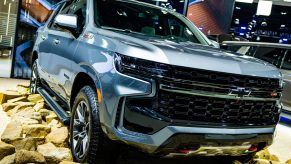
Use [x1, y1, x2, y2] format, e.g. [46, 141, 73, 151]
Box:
[37, 87, 70, 125]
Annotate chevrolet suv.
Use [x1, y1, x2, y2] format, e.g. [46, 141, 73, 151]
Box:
[30, 0, 283, 163]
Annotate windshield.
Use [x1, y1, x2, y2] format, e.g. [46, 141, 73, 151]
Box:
[94, 0, 210, 45]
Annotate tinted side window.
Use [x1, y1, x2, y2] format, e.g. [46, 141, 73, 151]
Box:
[281, 51, 291, 70]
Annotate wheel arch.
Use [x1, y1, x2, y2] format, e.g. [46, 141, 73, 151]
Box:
[70, 68, 101, 109]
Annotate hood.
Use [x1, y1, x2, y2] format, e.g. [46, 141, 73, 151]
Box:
[106, 32, 281, 79]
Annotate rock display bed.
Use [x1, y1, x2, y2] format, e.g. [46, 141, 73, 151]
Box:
[0, 84, 77, 164]
[0, 84, 290, 164]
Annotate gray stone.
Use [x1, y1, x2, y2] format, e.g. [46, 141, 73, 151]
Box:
[1, 102, 17, 112]
[0, 91, 21, 104]
[1, 120, 23, 143]
[0, 154, 15, 164]
[0, 142, 15, 160]
[37, 142, 73, 164]
[22, 124, 51, 138]
[10, 137, 37, 151]
[15, 149, 46, 164]
[45, 127, 68, 147]
[27, 94, 44, 103]
[7, 96, 27, 103]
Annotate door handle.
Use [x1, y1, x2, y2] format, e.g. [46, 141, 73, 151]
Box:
[53, 39, 60, 45]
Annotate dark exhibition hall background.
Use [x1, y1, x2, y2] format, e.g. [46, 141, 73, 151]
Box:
[0, 0, 290, 79]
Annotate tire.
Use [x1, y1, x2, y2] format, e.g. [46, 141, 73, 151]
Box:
[70, 86, 119, 164]
[30, 60, 40, 94]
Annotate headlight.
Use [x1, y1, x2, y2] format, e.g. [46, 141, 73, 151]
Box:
[114, 53, 169, 77]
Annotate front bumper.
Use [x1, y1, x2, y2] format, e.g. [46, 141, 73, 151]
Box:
[110, 124, 274, 155]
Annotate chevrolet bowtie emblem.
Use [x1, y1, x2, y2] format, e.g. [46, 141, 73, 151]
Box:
[228, 88, 252, 98]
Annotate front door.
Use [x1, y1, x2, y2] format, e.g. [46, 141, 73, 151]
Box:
[45, 0, 87, 102]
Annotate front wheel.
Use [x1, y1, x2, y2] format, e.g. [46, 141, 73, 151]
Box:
[30, 60, 40, 94]
[70, 86, 119, 164]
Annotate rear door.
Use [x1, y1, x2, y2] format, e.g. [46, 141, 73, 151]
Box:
[45, 0, 87, 102]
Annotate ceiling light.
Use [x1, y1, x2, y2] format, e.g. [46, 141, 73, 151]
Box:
[256, 0, 273, 16]
[283, 0, 291, 2]
[235, 0, 253, 3]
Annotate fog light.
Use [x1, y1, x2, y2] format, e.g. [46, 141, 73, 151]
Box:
[178, 150, 190, 154]
[248, 146, 257, 152]
[271, 91, 278, 97]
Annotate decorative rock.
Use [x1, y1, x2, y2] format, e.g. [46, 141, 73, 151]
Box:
[46, 112, 58, 124]
[46, 127, 69, 147]
[251, 159, 281, 164]
[0, 91, 21, 104]
[0, 154, 15, 164]
[10, 138, 37, 151]
[1, 120, 23, 143]
[60, 161, 79, 164]
[37, 142, 73, 164]
[7, 102, 36, 117]
[233, 160, 242, 164]
[16, 85, 30, 95]
[255, 149, 271, 160]
[1, 102, 17, 112]
[13, 107, 42, 123]
[48, 119, 60, 128]
[39, 108, 51, 117]
[15, 149, 46, 164]
[22, 124, 51, 138]
[7, 96, 27, 103]
[27, 94, 44, 103]
[269, 155, 280, 162]
[33, 102, 45, 112]
[15, 101, 35, 108]
[13, 116, 39, 125]
[0, 142, 15, 160]
[6, 108, 17, 117]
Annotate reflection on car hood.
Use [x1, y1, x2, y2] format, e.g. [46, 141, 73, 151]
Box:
[110, 32, 281, 79]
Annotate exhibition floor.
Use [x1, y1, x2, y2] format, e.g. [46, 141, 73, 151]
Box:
[1, 78, 291, 163]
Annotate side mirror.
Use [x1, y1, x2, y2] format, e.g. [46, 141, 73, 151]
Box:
[55, 14, 77, 29]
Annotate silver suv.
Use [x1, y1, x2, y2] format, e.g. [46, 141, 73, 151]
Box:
[31, 0, 283, 163]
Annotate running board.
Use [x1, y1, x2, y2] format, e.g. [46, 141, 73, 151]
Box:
[37, 87, 70, 125]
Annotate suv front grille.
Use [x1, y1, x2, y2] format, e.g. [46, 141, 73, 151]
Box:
[116, 54, 282, 126]
[157, 90, 280, 126]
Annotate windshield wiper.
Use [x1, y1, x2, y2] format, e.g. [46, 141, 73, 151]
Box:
[101, 26, 146, 35]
